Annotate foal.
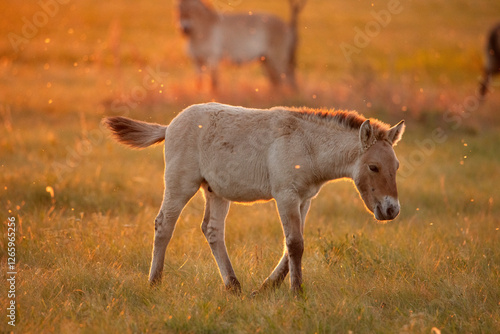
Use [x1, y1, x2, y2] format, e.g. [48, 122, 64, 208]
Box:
[104, 102, 405, 294]
[177, 0, 306, 91]
[479, 23, 500, 98]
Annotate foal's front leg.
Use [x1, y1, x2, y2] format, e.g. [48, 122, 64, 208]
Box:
[276, 197, 304, 293]
[258, 199, 310, 293]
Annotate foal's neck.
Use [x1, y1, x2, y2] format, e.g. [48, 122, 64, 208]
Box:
[310, 127, 361, 182]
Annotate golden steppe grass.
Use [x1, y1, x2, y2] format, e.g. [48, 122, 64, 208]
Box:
[1, 0, 500, 333]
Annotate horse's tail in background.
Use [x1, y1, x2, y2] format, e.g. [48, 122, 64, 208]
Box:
[479, 24, 500, 98]
[288, 0, 307, 84]
[103, 116, 167, 149]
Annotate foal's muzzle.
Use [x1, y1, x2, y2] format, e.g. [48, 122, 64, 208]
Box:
[374, 196, 400, 221]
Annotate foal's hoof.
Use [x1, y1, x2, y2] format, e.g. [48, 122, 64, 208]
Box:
[250, 289, 261, 298]
[149, 276, 162, 288]
[225, 279, 242, 295]
[291, 285, 305, 299]
[250, 280, 279, 297]
[258, 278, 281, 292]
[226, 285, 242, 295]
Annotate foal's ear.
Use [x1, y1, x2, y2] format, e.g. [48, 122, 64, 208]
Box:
[388, 120, 405, 146]
[359, 120, 374, 149]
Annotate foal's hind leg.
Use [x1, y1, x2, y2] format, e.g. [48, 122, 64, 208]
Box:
[201, 185, 241, 293]
[149, 181, 200, 285]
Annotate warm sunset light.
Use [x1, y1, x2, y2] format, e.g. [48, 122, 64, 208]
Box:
[45, 186, 55, 198]
[2, 0, 499, 332]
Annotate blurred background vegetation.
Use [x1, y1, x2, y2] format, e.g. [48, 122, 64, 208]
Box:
[0, 0, 499, 333]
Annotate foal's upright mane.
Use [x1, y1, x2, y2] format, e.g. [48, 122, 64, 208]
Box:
[283, 107, 392, 142]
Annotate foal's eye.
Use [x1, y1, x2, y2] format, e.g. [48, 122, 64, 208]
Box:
[368, 165, 379, 173]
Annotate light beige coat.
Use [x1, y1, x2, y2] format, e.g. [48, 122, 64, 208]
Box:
[104, 102, 405, 293]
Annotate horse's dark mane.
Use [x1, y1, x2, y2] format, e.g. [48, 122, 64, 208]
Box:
[281, 107, 391, 140]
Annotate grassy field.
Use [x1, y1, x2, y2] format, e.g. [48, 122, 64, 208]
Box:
[1, 0, 500, 333]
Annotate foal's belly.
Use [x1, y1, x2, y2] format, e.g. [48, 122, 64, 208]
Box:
[203, 175, 273, 203]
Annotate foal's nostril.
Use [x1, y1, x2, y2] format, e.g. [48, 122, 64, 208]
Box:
[376, 197, 400, 221]
[385, 205, 399, 220]
[386, 206, 394, 218]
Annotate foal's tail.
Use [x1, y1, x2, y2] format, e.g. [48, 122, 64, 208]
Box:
[103, 116, 167, 149]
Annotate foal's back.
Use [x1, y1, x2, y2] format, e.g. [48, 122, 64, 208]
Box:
[166, 103, 291, 202]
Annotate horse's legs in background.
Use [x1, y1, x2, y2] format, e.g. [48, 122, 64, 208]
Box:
[209, 65, 219, 93]
[258, 199, 310, 293]
[194, 59, 206, 91]
[194, 60, 218, 93]
[285, 62, 297, 91]
[201, 186, 241, 293]
[479, 70, 491, 99]
[262, 58, 282, 87]
[149, 178, 200, 286]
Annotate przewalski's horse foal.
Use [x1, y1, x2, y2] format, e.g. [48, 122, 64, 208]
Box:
[479, 23, 500, 98]
[177, 0, 306, 91]
[104, 102, 405, 294]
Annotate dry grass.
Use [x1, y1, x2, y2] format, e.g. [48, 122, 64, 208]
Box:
[1, 0, 500, 333]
